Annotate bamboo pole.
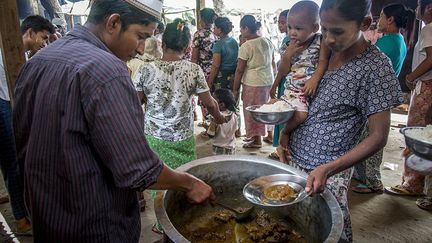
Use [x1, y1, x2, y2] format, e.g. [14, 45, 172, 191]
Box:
[0, 0, 26, 100]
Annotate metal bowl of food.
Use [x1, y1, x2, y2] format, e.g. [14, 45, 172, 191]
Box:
[245, 102, 295, 125]
[155, 155, 344, 243]
[400, 126, 432, 160]
[243, 174, 311, 207]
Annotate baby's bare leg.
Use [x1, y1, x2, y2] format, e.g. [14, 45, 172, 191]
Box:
[283, 111, 308, 134]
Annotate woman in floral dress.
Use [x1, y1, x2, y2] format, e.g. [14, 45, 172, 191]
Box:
[134, 20, 225, 168]
[192, 8, 218, 124]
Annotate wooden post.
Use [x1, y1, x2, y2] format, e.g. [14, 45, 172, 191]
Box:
[0, 0, 26, 100]
[196, 0, 206, 28]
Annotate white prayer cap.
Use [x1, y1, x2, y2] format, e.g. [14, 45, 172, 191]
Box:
[125, 0, 163, 18]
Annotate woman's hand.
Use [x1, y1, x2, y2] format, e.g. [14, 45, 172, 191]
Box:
[305, 164, 331, 195]
[405, 73, 416, 90]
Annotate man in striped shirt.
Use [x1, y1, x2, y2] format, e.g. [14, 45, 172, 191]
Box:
[13, 0, 214, 242]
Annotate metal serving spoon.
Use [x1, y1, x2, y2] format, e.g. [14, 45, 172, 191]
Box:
[214, 201, 254, 221]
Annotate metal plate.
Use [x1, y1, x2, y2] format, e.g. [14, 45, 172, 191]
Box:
[406, 154, 432, 175]
[243, 174, 311, 207]
[245, 105, 295, 125]
[400, 127, 432, 160]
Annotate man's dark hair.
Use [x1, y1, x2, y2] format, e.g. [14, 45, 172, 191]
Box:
[21, 15, 55, 34]
[86, 0, 158, 31]
[213, 88, 236, 112]
[162, 19, 190, 52]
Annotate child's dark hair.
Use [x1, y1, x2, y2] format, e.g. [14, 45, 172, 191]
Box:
[240, 15, 261, 34]
[162, 19, 191, 52]
[382, 4, 415, 29]
[21, 15, 55, 34]
[200, 8, 217, 25]
[320, 0, 371, 25]
[213, 88, 236, 112]
[214, 17, 233, 34]
[420, 0, 432, 15]
[279, 9, 289, 18]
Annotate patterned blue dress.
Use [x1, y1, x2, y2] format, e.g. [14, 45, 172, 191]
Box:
[288, 45, 403, 242]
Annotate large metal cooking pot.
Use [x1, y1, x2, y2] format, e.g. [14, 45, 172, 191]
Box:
[155, 155, 343, 243]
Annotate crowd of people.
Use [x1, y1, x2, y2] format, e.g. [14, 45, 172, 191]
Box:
[0, 0, 431, 242]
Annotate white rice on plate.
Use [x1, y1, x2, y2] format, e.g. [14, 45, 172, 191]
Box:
[255, 101, 293, 112]
[405, 125, 432, 143]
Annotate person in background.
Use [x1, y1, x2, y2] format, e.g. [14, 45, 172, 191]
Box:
[233, 15, 275, 149]
[0, 52, 32, 234]
[277, 9, 290, 55]
[0, 14, 54, 234]
[386, 0, 432, 211]
[13, 1, 215, 241]
[211, 88, 238, 155]
[128, 36, 162, 81]
[134, 20, 226, 169]
[21, 15, 56, 59]
[52, 17, 67, 36]
[268, 9, 290, 160]
[208, 17, 238, 90]
[279, 0, 403, 240]
[201, 17, 240, 138]
[155, 20, 165, 39]
[376, 4, 414, 76]
[192, 8, 218, 127]
[352, 3, 414, 194]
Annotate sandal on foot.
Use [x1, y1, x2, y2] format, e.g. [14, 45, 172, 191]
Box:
[152, 223, 164, 234]
[243, 137, 253, 142]
[268, 151, 280, 161]
[263, 137, 273, 144]
[0, 195, 9, 204]
[416, 197, 432, 211]
[243, 141, 262, 149]
[351, 184, 383, 194]
[200, 131, 212, 139]
[384, 185, 425, 196]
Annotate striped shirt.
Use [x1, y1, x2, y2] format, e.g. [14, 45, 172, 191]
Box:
[13, 25, 164, 242]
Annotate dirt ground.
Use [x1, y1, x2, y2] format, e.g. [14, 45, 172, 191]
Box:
[2, 113, 431, 242]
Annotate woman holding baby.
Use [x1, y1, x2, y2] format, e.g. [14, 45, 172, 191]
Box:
[278, 0, 403, 241]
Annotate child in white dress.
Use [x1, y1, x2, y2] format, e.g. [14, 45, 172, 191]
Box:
[211, 88, 238, 155]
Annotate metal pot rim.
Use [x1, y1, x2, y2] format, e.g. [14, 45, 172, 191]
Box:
[154, 155, 344, 243]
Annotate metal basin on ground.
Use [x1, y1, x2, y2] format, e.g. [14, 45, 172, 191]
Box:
[155, 155, 343, 243]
